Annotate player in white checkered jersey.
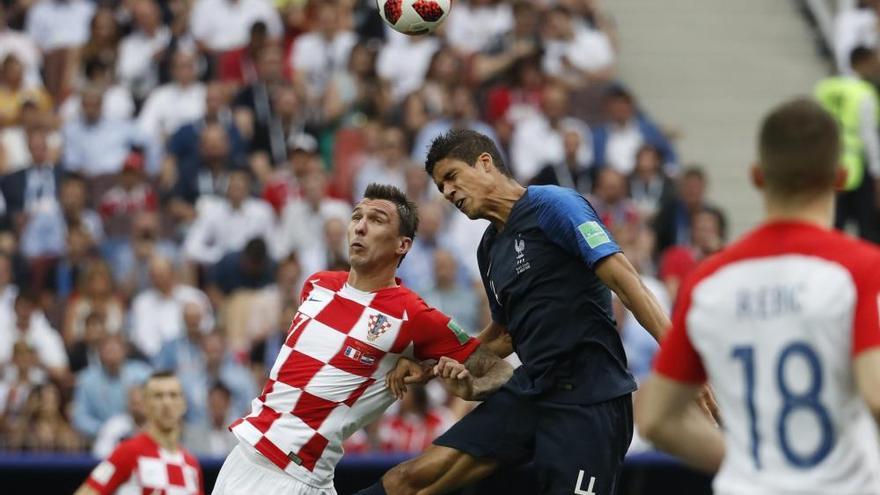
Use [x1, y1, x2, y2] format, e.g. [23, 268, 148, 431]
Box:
[212, 184, 513, 495]
[75, 371, 203, 495]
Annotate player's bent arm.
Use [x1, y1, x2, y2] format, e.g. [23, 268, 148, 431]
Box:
[475, 320, 513, 359]
[635, 373, 725, 474]
[436, 346, 513, 401]
[595, 253, 670, 342]
[855, 349, 880, 424]
[73, 483, 100, 495]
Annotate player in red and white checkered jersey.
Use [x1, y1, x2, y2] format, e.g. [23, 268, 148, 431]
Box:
[212, 184, 513, 495]
[76, 371, 204, 495]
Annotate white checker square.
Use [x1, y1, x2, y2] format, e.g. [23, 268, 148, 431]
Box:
[269, 345, 293, 380]
[304, 364, 369, 403]
[292, 320, 347, 363]
[137, 457, 169, 488]
[264, 412, 317, 452]
[316, 402, 351, 440]
[263, 381, 303, 413]
[297, 285, 335, 318]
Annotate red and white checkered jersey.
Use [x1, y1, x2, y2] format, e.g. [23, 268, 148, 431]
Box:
[654, 222, 880, 495]
[230, 271, 480, 488]
[84, 432, 204, 495]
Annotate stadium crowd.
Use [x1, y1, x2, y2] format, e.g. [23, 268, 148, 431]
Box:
[0, 0, 728, 458]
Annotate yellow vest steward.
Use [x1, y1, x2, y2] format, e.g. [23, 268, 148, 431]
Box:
[815, 76, 878, 190]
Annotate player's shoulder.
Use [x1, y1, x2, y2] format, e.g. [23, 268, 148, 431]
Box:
[303, 271, 349, 291]
[110, 432, 156, 459]
[527, 184, 584, 207]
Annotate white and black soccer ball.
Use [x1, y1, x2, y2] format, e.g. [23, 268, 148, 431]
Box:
[377, 0, 451, 35]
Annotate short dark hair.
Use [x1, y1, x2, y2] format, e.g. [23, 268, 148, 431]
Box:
[758, 98, 840, 198]
[148, 370, 177, 382]
[425, 129, 511, 178]
[362, 183, 419, 240]
[850, 46, 875, 68]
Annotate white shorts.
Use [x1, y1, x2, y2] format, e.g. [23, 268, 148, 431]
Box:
[211, 443, 337, 495]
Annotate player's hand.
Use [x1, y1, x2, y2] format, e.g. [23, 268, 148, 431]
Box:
[434, 356, 475, 400]
[386, 357, 434, 400]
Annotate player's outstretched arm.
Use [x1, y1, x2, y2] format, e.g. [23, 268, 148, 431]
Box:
[434, 346, 513, 401]
[855, 348, 880, 425]
[595, 252, 670, 342]
[635, 373, 725, 473]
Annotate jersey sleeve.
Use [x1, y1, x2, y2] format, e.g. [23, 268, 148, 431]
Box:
[407, 301, 481, 363]
[652, 276, 707, 384]
[84, 440, 137, 494]
[853, 256, 880, 356]
[531, 186, 621, 269]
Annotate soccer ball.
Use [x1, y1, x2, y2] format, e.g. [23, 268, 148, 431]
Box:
[377, 0, 451, 36]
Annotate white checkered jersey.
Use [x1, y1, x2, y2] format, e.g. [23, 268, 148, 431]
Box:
[230, 271, 479, 488]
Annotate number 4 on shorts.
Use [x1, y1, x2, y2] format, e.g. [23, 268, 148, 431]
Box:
[574, 470, 596, 495]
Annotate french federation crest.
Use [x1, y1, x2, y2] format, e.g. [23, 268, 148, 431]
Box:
[367, 314, 392, 342]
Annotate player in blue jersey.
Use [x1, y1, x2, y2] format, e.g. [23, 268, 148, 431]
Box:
[355, 130, 672, 495]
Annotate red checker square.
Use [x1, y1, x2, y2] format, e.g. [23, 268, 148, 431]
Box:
[285, 313, 311, 347]
[344, 378, 375, 407]
[247, 405, 282, 434]
[255, 436, 292, 471]
[258, 379, 276, 403]
[328, 337, 385, 378]
[295, 432, 330, 472]
[292, 390, 339, 430]
[166, 463, 185, 487]
[314, 296, 364, 335]
[277, 350, 325, 389]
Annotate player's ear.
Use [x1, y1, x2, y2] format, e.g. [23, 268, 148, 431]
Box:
[397, 236, 413, 257]
[750, 163, 764, 190]
[833, 165, 847, 191]
[478, 152, 493, 174]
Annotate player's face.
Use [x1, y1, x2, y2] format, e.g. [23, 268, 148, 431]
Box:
[348, 199, 411, 271]
[432, 157, 495, 219]
[143, 377, 186, 432]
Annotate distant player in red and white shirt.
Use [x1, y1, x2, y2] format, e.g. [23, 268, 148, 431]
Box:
[636, 99, 880, 494]
[76, 371, 203, 495]
[212, 184, 512, 495]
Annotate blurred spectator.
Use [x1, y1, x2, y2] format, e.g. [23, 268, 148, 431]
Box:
[71, 334, 151, 438]
[182, 381, 238, 456]
[398, 201, 447, 292]
[7, 382, 83, 451]
[834, 0, 880, 75]
[322, 41, 384, 126]
[446, 0, 514, 55]
[232, 44, 288, 157]
[178, 333, 256, 424]
[208, 237, 274, 296]
[658, 206, 727, 300]
[61, 85, 160, 177]
[153, 301, 210, 376]
[472, 1, 541, 87]
[483, 54, 544, 125]
[183, 169, 275, 265]
[138, 50, 206, 144]
[292, 1, 357, 103]
[0, 6, 42, 87]
[0, 291, 68, 381]
[591, 85, 677, 175]
[354, 126, 410, 200]
[0, 54, 52, 127]
[0, 99, 60, 176]
[299, 216, 350, 275]
[129, 256, 213, 358]
[190, 0, 282, 54]
[377, 31, 440, 101]
[511, 84, 592, 182]
[0, 341, 47, 443]
[540, 5, 615, 88]
[249, 85, 304, 176]
[412, 84, 498, 163]
[116, 0, 172, 102]
[40, 223, 96, 297]
[168, 122, 239, 217]
[91, 385, 145, 458]
[218, 21, 269, 85]
[59, 58, 135, 123]
[0, 127, 63, 231]
[66, 311, 107, 373]
[628, 144, 675, 220]
[422, 249, 480, 334]
[57, 174, 104, 244]
[377, 385, 452, 453]
[0, 253, 18, 311]
[529, 125, 594, 197]
[274, 169, 350, 260]
[79, 7, 120, 73]
[24, 0, 94, 52]
[653, 166, 713, 256]
[249, 300, 296, 377]
[588, 168, 641, 231]
[261, 132, 322, 213]
[62, 261, 124, 347]
[109, 212, 180, 299]
[98, 152, 158, 238]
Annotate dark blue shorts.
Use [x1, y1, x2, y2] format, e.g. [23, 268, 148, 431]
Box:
[433, 388, 633, 495]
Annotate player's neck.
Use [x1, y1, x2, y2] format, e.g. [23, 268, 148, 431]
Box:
[347, 266, 398, 293]
[145, 423, 181, 452]
[763, 193, 835, 229]
[484, 182, 526, 229]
